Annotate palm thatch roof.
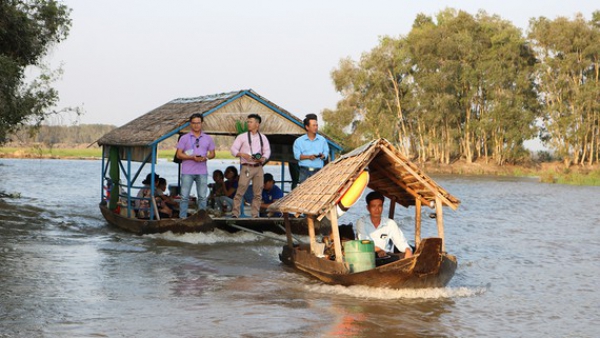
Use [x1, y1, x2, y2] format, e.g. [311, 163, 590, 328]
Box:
[96, 89, 342, 162]
[269, 138, 460, 219]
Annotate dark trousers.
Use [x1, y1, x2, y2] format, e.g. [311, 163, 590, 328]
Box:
[299, 166, 320, 184]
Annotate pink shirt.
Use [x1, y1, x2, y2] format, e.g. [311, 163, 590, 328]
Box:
[230, 131, 271, 164]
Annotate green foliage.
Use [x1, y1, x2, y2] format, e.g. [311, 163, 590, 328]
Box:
[324, 8, 600, 167]
[528, 12, 600, 166]
[234, 120, 248, 134]
[0, 0, 73, 144]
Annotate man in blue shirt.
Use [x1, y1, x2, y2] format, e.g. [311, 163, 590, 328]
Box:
[260, 173, 283, 217]
[293, 114, 330, 184]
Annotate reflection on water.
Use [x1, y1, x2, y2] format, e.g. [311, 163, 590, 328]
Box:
[1, 159, 599, 337]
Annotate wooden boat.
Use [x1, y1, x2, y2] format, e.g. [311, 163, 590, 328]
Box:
[99, 202, 309, 235]
[95, 90, 342, 236]
[270, 138, 461, 289]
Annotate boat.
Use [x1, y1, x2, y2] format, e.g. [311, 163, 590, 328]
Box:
[95, 89, 342, 236]
[269, 138, 461, 288]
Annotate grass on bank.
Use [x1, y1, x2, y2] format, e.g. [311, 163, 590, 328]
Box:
[0, 147, 235, 160]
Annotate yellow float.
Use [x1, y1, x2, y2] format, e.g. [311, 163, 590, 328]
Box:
[335, 170, 369, 216]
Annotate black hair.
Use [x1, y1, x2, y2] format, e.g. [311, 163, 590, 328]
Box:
[158, 177, 167, 185]
[263, 173, 274, 182]
[247, 113, 261, 124]
[303, 113, 318, 128]
[225, 166, 238, 177]
[213, 169, 224, 178]
[366, 191, 385, 205]
[189, 113, 204, 123]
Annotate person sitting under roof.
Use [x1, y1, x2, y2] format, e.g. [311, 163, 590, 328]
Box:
[260, 173, 283, 217]
[354, 191, 413, 266]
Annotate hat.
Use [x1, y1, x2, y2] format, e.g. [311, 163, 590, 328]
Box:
[142, 173, 160, 185]
[263, 173, 274, 182]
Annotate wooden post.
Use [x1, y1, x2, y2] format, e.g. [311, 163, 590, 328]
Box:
[388, 196, 396, 219]
[329, 207, 344, 262]
[283, 213, 294, 248]
[435, 196, 445, 252]
[415, 199, 422, 249]
[307, 216, 317, 254]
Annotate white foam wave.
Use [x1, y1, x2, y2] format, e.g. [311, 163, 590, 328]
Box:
[304, 284, 486, 300]
[145, 228, 263, 244]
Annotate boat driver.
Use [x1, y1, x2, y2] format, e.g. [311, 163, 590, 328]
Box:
[354, 191, 413, 265]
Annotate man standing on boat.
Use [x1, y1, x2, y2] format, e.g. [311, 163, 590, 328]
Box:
[230, 114, 271, 218]
[176, 113, 216, 218]
[355, 191, 413, 264]
[293, 113, 329, 184]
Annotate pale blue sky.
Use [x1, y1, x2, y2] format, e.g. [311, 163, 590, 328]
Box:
[46, 0, 598, 128]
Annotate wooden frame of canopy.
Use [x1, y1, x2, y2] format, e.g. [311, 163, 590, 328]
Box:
[269, 138, 460, 263]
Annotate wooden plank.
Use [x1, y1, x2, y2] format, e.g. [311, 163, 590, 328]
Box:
[435, 196, 445, 252]
[388, 196, 396, 219]
[329, 207, 344, 263]
[415, 198, 422, 249]
[307, 216, 317, 254]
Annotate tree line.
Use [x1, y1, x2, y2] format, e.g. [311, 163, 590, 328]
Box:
[321, 9, 600, 167]
[7, 124, 116, 147]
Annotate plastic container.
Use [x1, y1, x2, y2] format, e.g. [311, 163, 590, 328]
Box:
[343, 240, 375, 273]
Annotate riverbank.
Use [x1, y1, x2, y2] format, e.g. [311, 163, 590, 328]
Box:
[1, 147, 599, 185]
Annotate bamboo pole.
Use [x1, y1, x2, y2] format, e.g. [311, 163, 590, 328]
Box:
[435, 196, 445, 252]
[307, 216, 317, 254]
[329, 207, 344, 262]
[415, 198, 422, 249]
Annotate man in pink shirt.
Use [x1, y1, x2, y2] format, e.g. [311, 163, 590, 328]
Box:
[230, 114, 271, 218]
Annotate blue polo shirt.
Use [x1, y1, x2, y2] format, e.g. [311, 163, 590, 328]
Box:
[262, 184, 283, 204]
[293, 134, 330, 168]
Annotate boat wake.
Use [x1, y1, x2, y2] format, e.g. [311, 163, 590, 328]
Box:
[145, 228, 266, 244]
[304, 283, 487, 300]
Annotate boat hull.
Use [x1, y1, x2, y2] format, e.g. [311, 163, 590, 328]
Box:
[99, 203, 309, 235]
[279, 237, 456, 289]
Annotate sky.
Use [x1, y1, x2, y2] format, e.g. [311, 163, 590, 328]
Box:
[45, 0, 598, 128]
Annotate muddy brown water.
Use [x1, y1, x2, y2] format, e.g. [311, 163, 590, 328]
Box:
[0, 158, 598, 337]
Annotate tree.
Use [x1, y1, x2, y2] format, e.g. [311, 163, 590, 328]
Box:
[0, 0, 72, 143]
[529, 12, 600, 166]
[325, 8, 539, 165]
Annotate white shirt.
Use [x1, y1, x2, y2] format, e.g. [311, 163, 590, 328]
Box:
[355, 216, 411, 253]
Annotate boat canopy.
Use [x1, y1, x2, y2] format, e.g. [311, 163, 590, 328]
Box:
[269, 138, 461, 220]
[95, 89, 343, 163]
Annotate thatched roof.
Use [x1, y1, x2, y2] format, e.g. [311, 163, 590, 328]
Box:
[269, 138, 460, 218]
[96, 89, 342, 160]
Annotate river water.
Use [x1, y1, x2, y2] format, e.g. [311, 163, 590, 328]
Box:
[0, 158, 598, 337]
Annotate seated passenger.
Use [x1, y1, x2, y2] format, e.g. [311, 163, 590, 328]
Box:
[354, 191, 413, 266]
[260, 173, 283, 217]
[208, 169, 227, 211]
[136, 173, 160, 219]
[221, 166, 239, 212]
[156, 177, 177, 218]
